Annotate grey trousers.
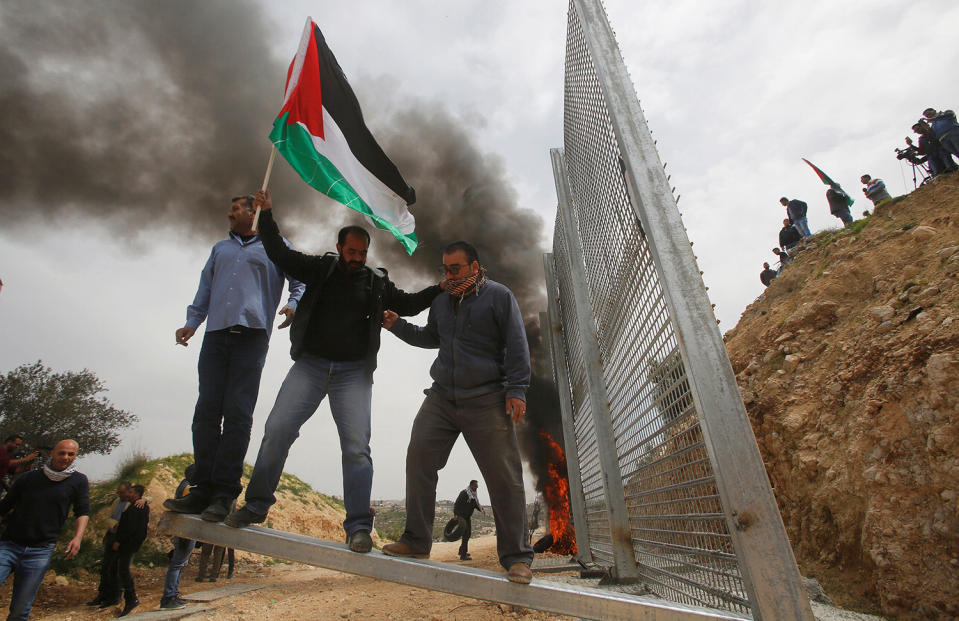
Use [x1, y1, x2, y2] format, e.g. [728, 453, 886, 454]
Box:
[399, 390, 534, 569]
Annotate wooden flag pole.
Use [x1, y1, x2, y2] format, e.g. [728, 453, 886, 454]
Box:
[252, 146, 277, 232]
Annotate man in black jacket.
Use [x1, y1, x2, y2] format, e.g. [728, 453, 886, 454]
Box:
[0, 439, 89, 621]
[779, 196, 810, 238]
[452, 480, 485, 560]
[226, 190, 442, 556]
[779, 219, 802, 251]
[97, 484, 149, 617]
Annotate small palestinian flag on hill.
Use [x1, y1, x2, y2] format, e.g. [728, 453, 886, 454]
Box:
[802, 158, 854, 206]
[270, 18, 418, 254]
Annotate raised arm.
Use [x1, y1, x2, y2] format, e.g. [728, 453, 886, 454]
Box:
[255, 190, 329, 284]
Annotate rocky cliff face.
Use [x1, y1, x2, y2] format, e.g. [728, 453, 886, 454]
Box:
[724, 175, 959, 618]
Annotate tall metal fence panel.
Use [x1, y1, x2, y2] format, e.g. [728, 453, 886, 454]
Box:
[545, 1, 815, 619]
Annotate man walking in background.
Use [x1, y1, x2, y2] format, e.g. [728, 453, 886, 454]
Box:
[224, 190, 442, 557]
[452, 480, 486, 560]
[86, 482, 145, 608]
[165, 194, 305, 523]
[0, 439, 89, 621]
[381, 241, 535, 584]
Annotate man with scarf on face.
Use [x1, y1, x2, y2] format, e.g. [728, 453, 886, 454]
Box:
[380, 241, 535, 585]
[452, 479, 485, 560]
[0, 440, 89, 621]
[225, 190, 443, 556]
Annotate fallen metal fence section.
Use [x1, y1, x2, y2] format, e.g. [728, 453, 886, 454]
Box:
[158, 513, 747, 621]
[544, 1, 815, 619]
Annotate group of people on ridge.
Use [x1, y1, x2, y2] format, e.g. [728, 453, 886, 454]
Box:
[761, 105, 958, 289]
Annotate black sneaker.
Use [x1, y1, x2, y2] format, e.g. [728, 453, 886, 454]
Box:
[85, 595, 105, 606]
[347, 529, 373, 553]
[119, 597, 140, 617]
[98, 597, 121, 609]
[163, 493, 209, 514]
[160, 596, 188, 610]
[459, 554, 472, 561]
[224, 505, 267, 528]
[200, 497, 232, 522]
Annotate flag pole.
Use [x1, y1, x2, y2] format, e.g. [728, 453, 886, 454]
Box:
[252, 146, 277, 232]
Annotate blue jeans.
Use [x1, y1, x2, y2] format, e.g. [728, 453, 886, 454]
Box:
[939, 129, 959, 159]
[192, 328, 269, 501]
[793, 216, 811, 237]
[245, 355, 373, 536]
[0, 541, 55, 621]
[163, 537, 196, 599]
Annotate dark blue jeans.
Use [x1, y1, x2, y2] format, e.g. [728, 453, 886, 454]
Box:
[0, 541, 55, 621]
[245, 355, 373, 536]
[192, 328, 269, 501]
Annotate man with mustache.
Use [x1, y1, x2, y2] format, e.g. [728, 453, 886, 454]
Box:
[225, 190, 442, 556]
[380, 241, 534, 584]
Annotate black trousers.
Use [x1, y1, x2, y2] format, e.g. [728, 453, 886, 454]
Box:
[102, 547, 138, 600]
[457, 514, 472, 556]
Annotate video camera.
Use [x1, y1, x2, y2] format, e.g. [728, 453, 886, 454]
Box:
[895, 145, 923, 165]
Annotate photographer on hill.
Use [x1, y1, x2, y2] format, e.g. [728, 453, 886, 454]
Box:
[923, 107, 959, 160]
[912, 121, 957, 176]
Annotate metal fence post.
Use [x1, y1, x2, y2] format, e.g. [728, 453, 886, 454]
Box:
[568, 0, 814, 618]
[540, 286, 592, 565]
[550, 149, 639, 581]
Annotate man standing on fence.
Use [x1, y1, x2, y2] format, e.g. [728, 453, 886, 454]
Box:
[380, 241, 535, 584]
[165, 193, 305, 523]
[224, 190, 442, 556]
[452, 480, 486, 560]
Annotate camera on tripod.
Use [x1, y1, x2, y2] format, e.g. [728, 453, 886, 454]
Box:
[894, 145, 923, 165]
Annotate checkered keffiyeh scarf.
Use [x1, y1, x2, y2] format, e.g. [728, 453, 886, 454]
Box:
[43, 460, 78, 482]
[447, 268, 487, 300]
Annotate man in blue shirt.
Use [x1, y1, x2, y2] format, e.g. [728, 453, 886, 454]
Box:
[923, 107, 959, 161]
[164, 194, 305, 522]
[380, 241, 534, 585]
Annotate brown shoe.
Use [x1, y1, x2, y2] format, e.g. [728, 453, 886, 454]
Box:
[382, 542, 429, 559]
[507, 562, 532, 584]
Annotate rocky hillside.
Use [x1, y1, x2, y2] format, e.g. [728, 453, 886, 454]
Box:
[725, 174, 959, 618]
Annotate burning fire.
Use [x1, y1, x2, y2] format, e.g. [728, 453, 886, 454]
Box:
[538, 429, 577, 555]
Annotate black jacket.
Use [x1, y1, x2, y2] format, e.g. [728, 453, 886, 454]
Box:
[786, 199, 807, 221]
[115, 502, 149, 554]
[257, 210, 441, 371]
[454, 489, 481, 518]
[779, 224, 802, 249]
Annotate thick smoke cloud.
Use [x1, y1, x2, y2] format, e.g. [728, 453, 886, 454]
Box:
[0, 0, 319, 240]
[1, 0, 563, 499]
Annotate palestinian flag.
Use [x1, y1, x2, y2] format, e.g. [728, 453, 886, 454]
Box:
[270, 18, 418, 254]
[802, 158, 854, 206]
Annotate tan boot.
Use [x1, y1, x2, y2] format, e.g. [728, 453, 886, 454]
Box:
[507, 562, 532, 584]
[382, 542, 430, 559]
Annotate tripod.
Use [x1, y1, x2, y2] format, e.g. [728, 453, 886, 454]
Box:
[901, 156, 931, 189]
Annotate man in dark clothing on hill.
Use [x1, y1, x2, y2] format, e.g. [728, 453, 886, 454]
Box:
[0, 435, 39, 493]
[0, 439, 89, 621]
[923, 107, 959, 160]
[780, 197, 810, 237]
[225, 190, 442, 557]
[452, 480, 486, 560]
[95, 484, 149, 616]
[380, 241, 535, 585]
[825, 184, 853, 226]
[760, 263, 778, 287]
[779, 219, 802, 251]
[913, 121, 958, 176]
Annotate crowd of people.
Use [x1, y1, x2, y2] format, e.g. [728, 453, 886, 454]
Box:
[760, 105, 959, 288]
[0, 187, 535, 619]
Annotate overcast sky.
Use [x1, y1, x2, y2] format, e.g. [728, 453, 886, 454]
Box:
[2, 0, 957, 503]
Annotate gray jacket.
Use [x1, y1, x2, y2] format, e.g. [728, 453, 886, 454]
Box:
[390, 279, 530, 402]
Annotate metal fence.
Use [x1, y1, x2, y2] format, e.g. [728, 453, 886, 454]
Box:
[543, 1, 814, 619]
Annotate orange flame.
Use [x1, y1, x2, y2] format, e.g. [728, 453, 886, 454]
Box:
[539, 429, 577, 555]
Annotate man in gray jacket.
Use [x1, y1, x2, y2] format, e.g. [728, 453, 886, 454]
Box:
[380, 241, 534, 584]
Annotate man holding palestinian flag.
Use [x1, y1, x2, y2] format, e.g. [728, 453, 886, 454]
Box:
[803, 159, 855, 227]
[224, 20, 443, 554]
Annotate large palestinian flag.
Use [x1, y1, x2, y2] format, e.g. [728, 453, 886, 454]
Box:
[270, 18, 418, 254]
[802, 158, 854, 207]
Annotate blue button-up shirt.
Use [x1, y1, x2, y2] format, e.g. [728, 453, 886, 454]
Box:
[185, 232, 305, 338]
